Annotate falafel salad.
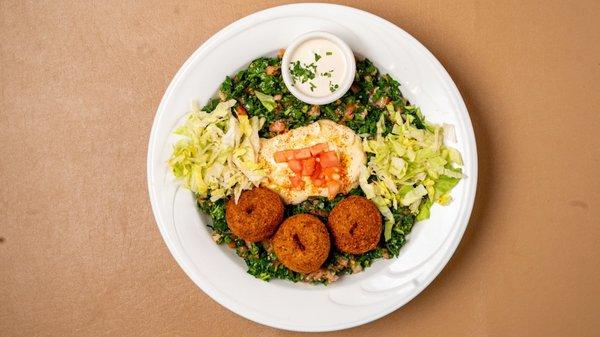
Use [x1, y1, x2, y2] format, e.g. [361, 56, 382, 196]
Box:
[168, 51, 464, 285]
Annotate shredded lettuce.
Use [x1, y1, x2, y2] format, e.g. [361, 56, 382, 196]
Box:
[168, 100, 266, 202]
[416, 174, 460, 221]
[359, 108, 463, 240]
[254, 91, 277, 112]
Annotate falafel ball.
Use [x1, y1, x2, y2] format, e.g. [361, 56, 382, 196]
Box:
[225, 187, 284, 242]
[272, 214, 331, 274]
[328, 195, 382, 254]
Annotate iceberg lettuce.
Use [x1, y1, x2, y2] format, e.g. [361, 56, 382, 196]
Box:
[168, 100, 266, 202]
[254, 91, 277, 112]
[359, 108, 464, 239]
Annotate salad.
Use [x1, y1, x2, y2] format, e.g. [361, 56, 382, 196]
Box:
[168, 52, 463, 284]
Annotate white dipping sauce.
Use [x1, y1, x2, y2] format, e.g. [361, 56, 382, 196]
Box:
[288, 38, 347, 98]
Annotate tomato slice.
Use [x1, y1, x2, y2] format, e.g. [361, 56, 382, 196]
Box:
[319, 151, 340, 168]
[326, 180, 341, 198]
[301, 157, 316, 176]
[287, 159, 303, 174]
[310, 143, 328, 156]
[294, 147, 312, 160]
[290, 175, 305, 189]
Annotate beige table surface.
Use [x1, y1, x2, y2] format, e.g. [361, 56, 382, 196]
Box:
[1, 1, 599, 336]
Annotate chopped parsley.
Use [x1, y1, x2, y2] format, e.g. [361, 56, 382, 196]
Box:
[329, 81, 339, 93]
[326, 51, 333, 56]
[314, 53, 322, 62]
[321, 70, 333, 78]
[289, 60, 316, 84]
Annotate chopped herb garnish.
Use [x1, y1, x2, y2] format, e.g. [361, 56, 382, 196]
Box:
[326, 51, 333, 56]
[321, 70, 333, 78]
[329, 81, 340, 92]
[289, 60, 316, 84]
[314, 53, 322, 62]
[309, 82, 316, 92]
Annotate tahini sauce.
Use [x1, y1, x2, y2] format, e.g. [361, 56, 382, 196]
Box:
[289, 38, 347, 98]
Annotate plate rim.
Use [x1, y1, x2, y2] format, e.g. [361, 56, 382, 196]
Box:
[147, 3, 478, 332]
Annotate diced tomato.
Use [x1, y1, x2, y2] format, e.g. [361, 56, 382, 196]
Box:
[311, 163, 323, 179]
[288, 159, 303, 174]
[301, 157, 316, 176]
[235, 105, 247, 116]
[310, 143, 328, 156]
[273, 150, 294, 163]
[294, 147, 312, 160]
[312, 178, 325, 187]
[323, 167, 340, 180]
[290, 175, 305, 189]
[319, 151, 340, 168]
[327, 180, 341, 198]
[274, 150, 287, 163]
[283, 150, 295, 161]
[344, 103, 356, 120]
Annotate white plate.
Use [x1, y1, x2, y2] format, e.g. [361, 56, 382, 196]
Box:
[147, 3, 477, 332]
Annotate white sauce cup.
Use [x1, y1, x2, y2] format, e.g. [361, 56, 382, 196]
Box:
[282, 31, 356, 105]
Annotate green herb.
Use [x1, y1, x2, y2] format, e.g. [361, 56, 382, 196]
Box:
[241, 242, 302, 282]
[326, 51, 333, 56]
[314, 53, 322, 62]
[309, 82, 316, 92]
[289, 60, 316, 84]
[329, 81, 339, 93]
[385, 210, 415, 256]
[197, 198, 229, 237]
[321, 70, 333, 78]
